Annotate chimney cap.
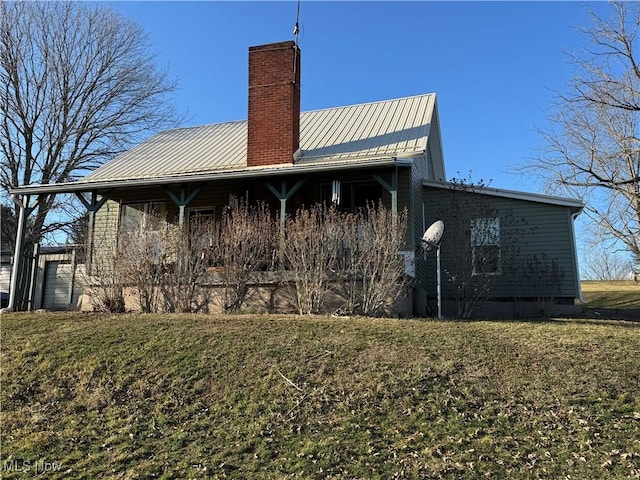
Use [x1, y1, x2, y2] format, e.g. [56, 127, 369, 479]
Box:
[249, 40, 298, 52]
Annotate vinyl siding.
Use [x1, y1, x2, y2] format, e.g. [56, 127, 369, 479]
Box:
[409, 155, 430, 288]
[423, 186, 579, 299]
[93, 199, 121, 263]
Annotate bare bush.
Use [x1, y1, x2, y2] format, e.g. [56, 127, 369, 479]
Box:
[285, 203, 408, 316]
[520, 253, 565, 317]
[87, 213, 216, 313]
[118, 226, 165, 313]
[332, 211, 360, 314]
[213, 197, 277, 313]
[284, 204, 340, 315]
[438, 177, 499, 318]
[332, 204, 408, 316]
[83, 245, 126, 313]
[160, 223, 213, 313]
[356, 204, 408, 316]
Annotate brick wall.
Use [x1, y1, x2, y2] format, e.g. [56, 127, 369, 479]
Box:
[247, 41, 301, 167]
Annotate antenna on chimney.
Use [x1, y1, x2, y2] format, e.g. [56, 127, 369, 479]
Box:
[293, 0, 301, 45]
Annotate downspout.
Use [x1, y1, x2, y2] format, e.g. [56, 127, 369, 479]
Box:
[570, 210, 586, 304]
[4, 194, 28, 313]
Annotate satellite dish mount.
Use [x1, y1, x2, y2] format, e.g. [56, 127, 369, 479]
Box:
[421, 220, 445, 319]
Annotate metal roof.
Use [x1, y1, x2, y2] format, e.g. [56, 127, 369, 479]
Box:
[10, 93, 438, 195]
[422, 180, 584, 210]
[82, 120, 248, 183]
[83, 93, 436, 183]
[299, 94, 434, 162]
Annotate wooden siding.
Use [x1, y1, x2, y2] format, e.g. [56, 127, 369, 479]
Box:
[422, 186, 579, 299]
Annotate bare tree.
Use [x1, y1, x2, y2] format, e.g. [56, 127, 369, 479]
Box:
[582, 246, 633, 280]
[0, 2, 178, 244]
[529, 2, 640, 274]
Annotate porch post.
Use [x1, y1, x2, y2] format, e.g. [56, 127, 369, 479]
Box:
[265, 178, 308, 268]
[164, 185, 200, 227]
[27, 243, 40, 310]
[67, 247, 77, 308]
[373, 169, 398, 219]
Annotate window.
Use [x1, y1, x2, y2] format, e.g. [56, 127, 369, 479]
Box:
[321, 180, 383, 211]
[118, 202, 167, 265]
[120, 201, 167, 233]
[471, 217, 501, 275]
[188, 209, 214, 232]
[188, 208, 215, 245]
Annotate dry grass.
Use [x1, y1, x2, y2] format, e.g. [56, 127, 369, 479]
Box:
[1, 312, 639, 479]
[581, 280, 640, 310]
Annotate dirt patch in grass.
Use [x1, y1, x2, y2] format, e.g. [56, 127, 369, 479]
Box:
[1, 312, 639, 479]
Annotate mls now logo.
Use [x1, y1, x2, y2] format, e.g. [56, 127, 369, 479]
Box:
[2, 459, 62, 473]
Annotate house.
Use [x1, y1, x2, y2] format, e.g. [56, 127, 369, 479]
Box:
[6, 40, 583, 317]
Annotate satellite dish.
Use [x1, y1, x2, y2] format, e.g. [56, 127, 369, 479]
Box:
[422, 220, 444, 246]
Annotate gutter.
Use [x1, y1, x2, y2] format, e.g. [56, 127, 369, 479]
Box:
[9, 157, 400, 196]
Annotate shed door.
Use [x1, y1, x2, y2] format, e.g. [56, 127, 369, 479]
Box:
[42, 261, 73, 310]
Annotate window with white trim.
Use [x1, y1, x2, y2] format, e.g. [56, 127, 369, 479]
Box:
[471, 217, 501, 275]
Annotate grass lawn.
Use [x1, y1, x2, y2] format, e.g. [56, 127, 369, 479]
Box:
[1, 311, 639, 479]
[581, 280, 640, 309]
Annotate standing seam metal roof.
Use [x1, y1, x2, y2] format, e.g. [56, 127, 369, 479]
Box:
[78, 93, 436, 183]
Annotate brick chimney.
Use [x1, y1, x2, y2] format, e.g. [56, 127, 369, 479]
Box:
[247, 41, 301, 167]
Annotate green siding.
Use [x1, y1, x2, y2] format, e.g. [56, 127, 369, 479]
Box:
[409, 157, 430, 291]
[93, 199, 120, 254]
[422, 186, 580, 299]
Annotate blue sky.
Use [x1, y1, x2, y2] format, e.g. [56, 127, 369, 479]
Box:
[109, 0, 610, 195]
